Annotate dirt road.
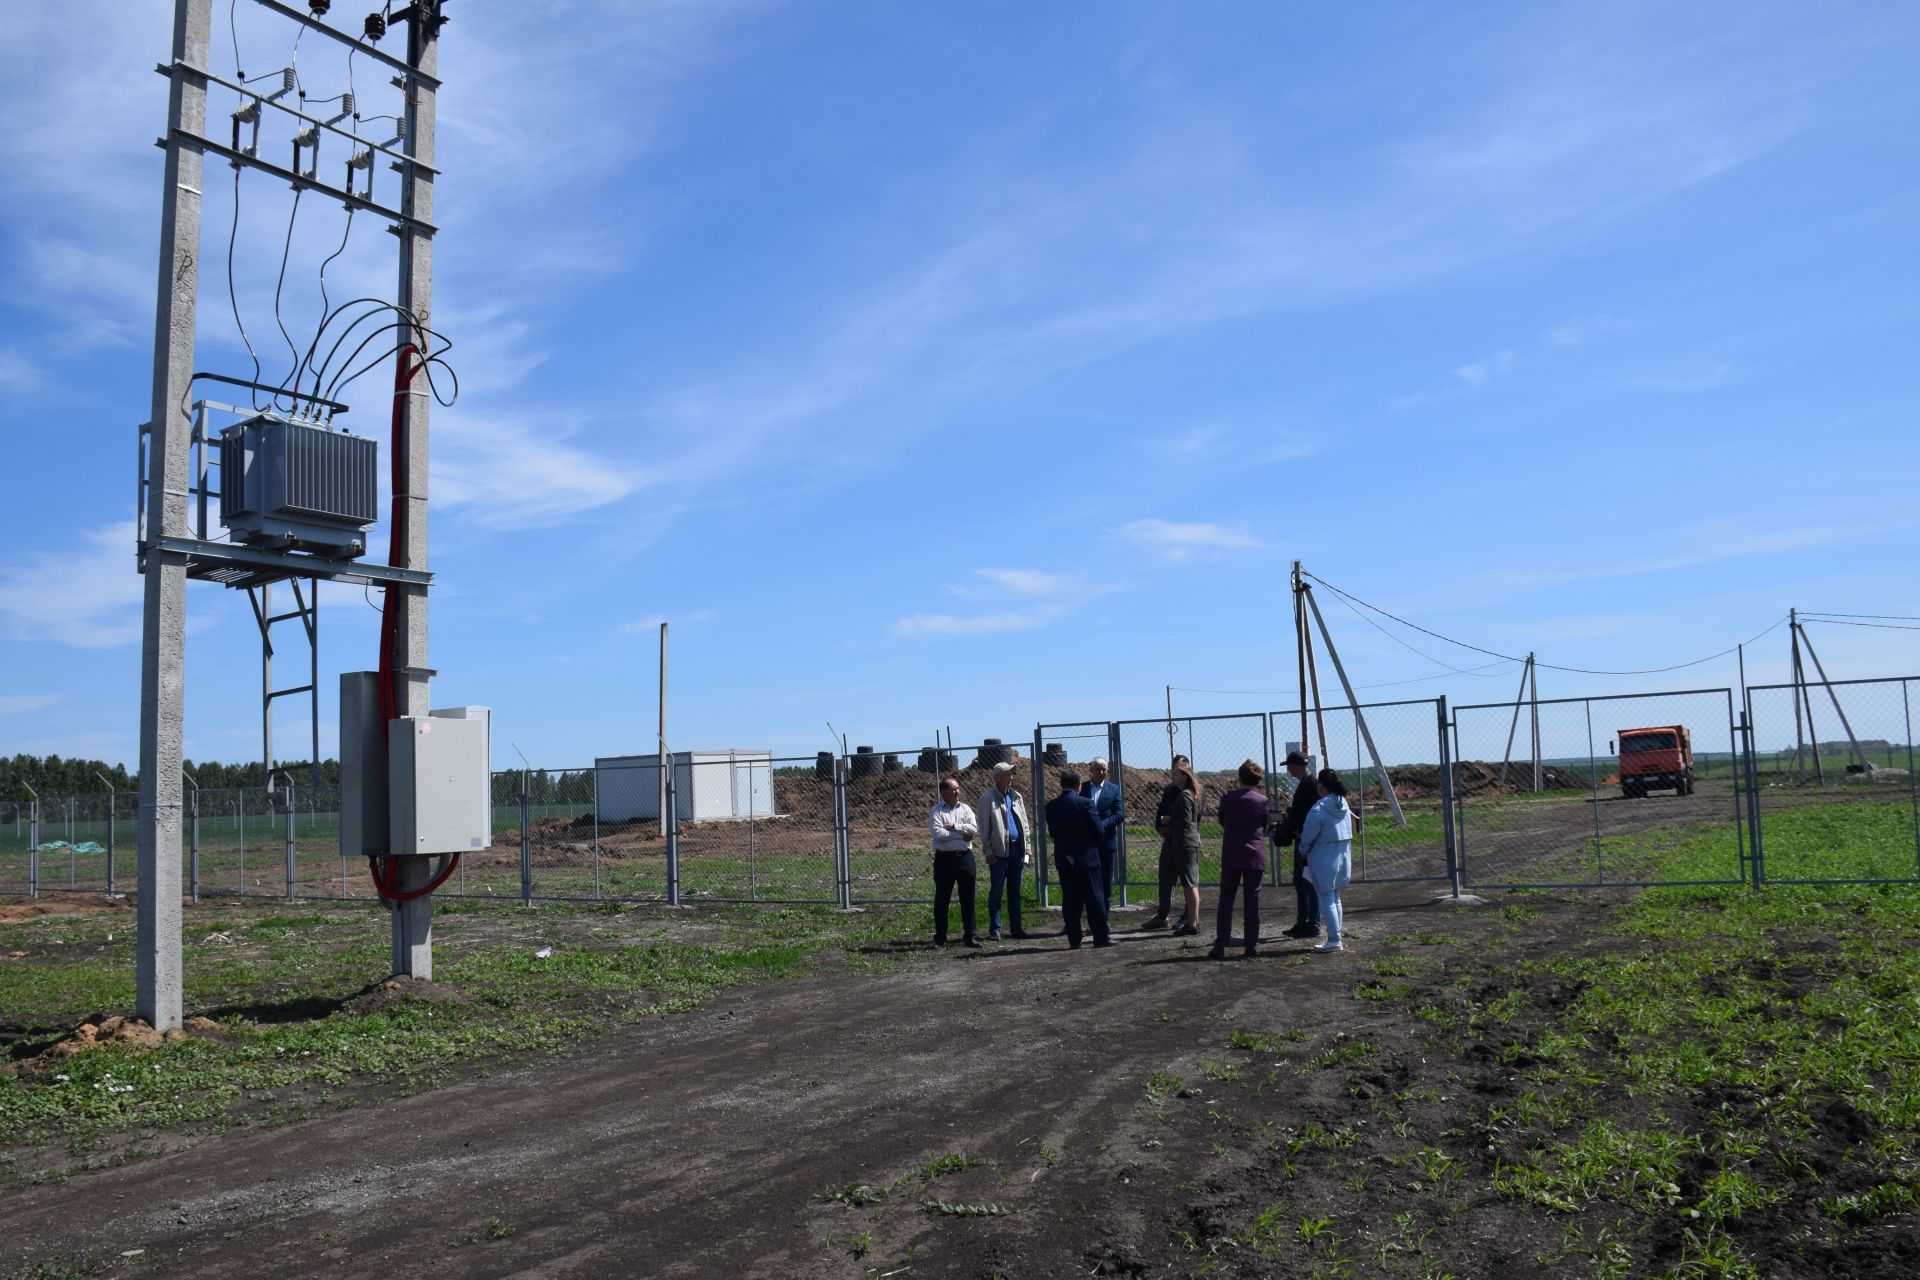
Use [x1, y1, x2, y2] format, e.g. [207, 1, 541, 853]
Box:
[1, 886, 1559, 1279]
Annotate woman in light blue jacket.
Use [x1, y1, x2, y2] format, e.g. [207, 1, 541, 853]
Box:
[1297, 769, 1354, 953]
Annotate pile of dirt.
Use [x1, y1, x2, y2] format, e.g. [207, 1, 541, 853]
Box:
[33, 1013, 225, 1063]
[344, 977, 465, 1017]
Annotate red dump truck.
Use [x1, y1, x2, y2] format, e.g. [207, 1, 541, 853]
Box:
[1611, 725, 1693, 797]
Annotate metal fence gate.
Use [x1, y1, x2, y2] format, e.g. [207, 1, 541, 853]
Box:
[1450, 687, 1748, 890]
[1745, 676, 1920, 885]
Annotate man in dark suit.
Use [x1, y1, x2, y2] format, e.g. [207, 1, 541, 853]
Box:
[1272, 751, 1322, 939]
[1045, 769, 1112, 949]
[1080, 757, 1125, 905]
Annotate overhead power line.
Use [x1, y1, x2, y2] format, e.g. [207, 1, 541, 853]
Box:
[1803, 618, 1920, 632]
[1301, 571, 1791, 677]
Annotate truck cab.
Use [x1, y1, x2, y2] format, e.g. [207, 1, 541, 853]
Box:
[1612, 725, 1693, 797]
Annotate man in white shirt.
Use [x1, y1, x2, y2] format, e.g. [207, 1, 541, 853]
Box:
[977, 762, 1031, 942]
[928, 775, 981, 948]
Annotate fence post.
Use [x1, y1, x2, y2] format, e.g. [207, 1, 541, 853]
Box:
[666, 772, 681, 907]
[835, 757, 852, 909]
[519, 769, 533, 907]
[1031, 726, 1049, 909]
[283, 782, 297, 903]
[25, 790, 39, 900]
[1741, 708, 1765, 890]
[1109, 721, 1127, 908]
[103, 781, 117, 897]
[1437, 697, 1462, 898]
[188, 785, 200, 904]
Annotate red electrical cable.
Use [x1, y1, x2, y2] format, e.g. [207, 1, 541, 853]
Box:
[365, 342, 460, 902]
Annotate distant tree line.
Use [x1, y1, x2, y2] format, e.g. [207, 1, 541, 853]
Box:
[2, 754, 342, 801]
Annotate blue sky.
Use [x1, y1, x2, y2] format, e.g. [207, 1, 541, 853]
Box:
[1, 0, 1916, 772]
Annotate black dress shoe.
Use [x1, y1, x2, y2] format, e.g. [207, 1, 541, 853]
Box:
[1243, 945, 1259, 958]
[1068, 941, 1082, 950]
[1206, 944, 1227, 961]
[963, 937, 984, 949]
[1172, 923, 1199, 937]
[1092, 938, 1116, 949]
[1141, 915, 1169, 930]
[1009, 930, 1031, 940]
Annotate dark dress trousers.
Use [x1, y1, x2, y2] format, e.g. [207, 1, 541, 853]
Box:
[1079, 779, 1125, 902]
[1045, 791, 1111, 947]
[1275, 775, 1321, 930]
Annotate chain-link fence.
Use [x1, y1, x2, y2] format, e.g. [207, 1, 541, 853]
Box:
[1273, 698, 1456, 885]
[1451, 688, 1747, 889]
[6, 678, 1914, 909]
[1112, 712, 1269, 905]
[1747, 676, 1919, 884]
[0, 801, 28, 895]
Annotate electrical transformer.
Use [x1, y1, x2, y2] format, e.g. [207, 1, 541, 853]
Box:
[219, 414, 378, 558]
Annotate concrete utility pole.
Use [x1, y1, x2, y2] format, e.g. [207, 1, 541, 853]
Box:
[136, 0, 212, 1033]
[388, 1, 445, 978]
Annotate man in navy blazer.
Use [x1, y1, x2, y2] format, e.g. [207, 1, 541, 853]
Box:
[1080, 757, 1125, 905]
[1045, 769, 1112, 948]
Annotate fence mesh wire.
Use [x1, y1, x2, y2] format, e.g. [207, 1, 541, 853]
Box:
[1273, 699, 1454, 884]
[8, 680, 1917, 907]
[1113, 713, 1268, 901]
[1451, 688, 1745, 888]
[1747, 677, 1920, 883]
[676, 755, 838, 902]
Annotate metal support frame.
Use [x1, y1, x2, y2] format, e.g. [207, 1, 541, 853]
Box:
[249, 579, 321, 799]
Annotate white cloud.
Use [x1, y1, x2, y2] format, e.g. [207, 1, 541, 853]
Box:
[1108, 519, 1263, 562]
[1544, 313, 1616, 347]
[895, 606, 1068, 638]
[963, 569, 1072, 598]
[616, 609, 716, 636]
[1453, 350, 1516, 386]
[0, 523, 144, 649]
[431, 414, 640, 529]
[0, 348, 36, 390]
[0, 693, 60, 716]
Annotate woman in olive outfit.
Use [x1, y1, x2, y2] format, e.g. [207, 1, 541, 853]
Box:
[1148, 761, 1204, 936]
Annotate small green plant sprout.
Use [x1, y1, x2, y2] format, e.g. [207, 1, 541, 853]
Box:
[1298, 1214, 1334, 1242]
[486, 1220, 516, 1240]
[1228, 1030, 1282, 1053]
[1144, 1071, 1186, 1103]
[819, 1182, 887, 1207]
[850, 1229, 872, 1259]
[921, 1199, 1022, 1217]
[916, 1151, 984, 1181]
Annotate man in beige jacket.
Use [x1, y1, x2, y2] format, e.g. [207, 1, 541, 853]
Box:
[978, 762, 1032, 941]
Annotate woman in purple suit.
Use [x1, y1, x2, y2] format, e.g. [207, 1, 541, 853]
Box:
[1209, 759, 1270, 959]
